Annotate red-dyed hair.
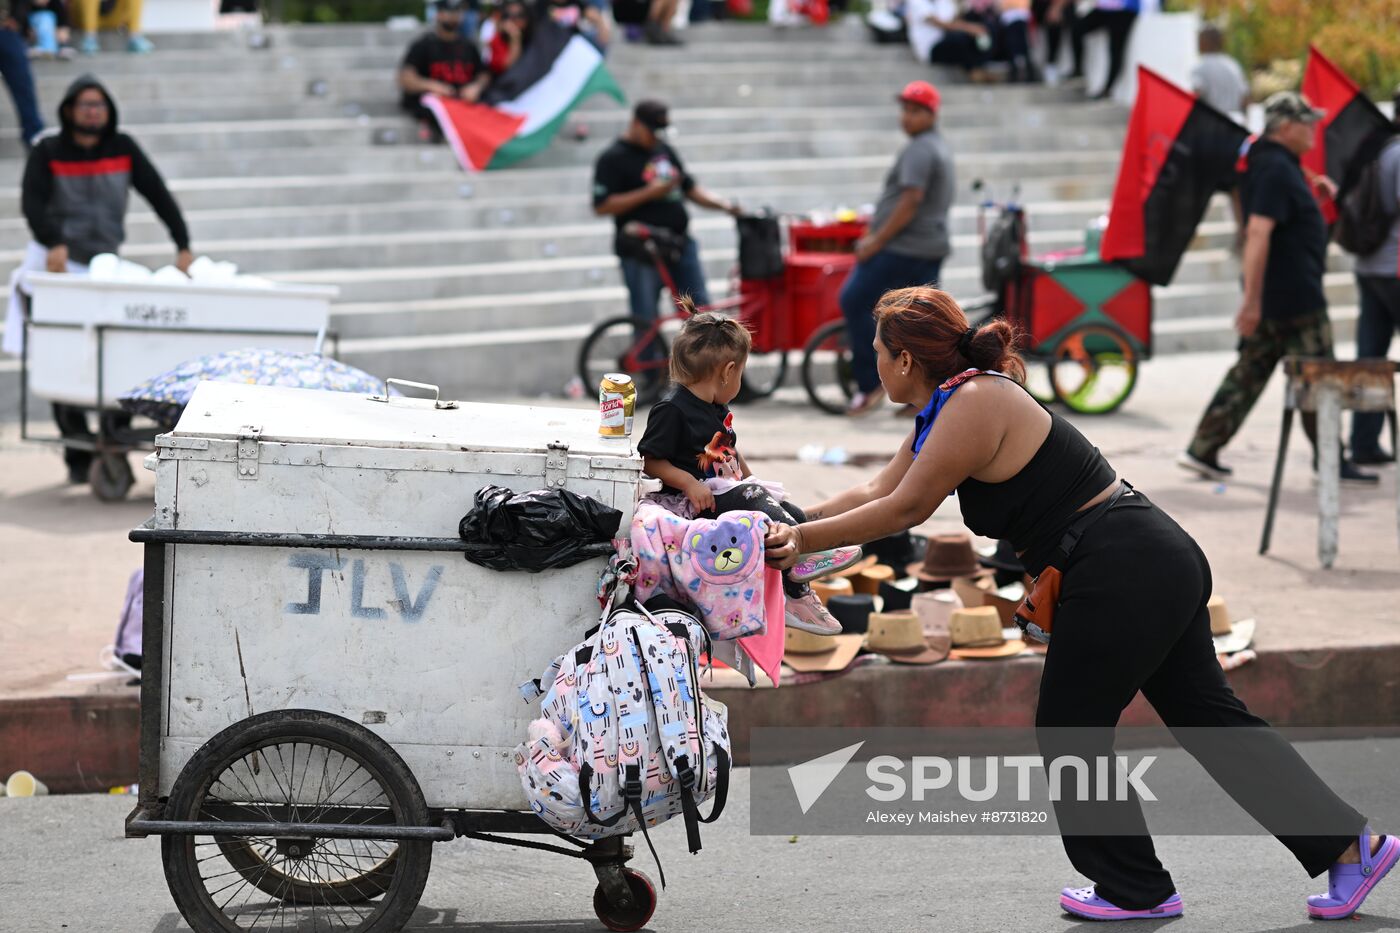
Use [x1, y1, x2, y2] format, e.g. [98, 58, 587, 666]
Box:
[873, 287, 1026, 385]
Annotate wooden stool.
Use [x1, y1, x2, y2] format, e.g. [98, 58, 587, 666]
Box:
[1259, 358, 1399, 568]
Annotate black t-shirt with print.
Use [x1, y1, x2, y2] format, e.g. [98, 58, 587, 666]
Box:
[401, 32, 483, 109]
[638, 385, 739, 491]
[592, 138, 696, 255]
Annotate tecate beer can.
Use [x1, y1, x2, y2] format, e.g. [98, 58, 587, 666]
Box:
[599, 373, 636, 437]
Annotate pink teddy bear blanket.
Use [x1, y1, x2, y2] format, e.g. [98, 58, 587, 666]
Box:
[630, 501, 770, 640]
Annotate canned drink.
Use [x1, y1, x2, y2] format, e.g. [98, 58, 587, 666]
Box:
[599, 373, 637, 437]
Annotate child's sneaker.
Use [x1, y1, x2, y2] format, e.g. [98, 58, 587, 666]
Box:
[785, 592, 842, 635]
[790, 545, 864, 584]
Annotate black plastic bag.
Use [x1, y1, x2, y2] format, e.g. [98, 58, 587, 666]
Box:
[458, 484, 622, 572]
[737, 213, 784, 280]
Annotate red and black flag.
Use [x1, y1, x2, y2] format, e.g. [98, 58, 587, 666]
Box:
[1301, 46, 1390, 222]
[1100, 67, 1248, 286]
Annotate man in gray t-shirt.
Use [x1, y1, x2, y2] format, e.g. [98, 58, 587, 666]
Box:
[839, 80, 955, 415]
[1348, 88, 1400, 464]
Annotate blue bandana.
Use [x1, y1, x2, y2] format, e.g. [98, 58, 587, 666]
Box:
[910, 369, 1006, 458]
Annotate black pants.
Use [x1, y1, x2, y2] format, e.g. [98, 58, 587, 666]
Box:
[703, 484, 809, 599]
[1035, 492, 1363, 909]
[1071, 9, 1136, 95]
[928, 31, 988, 72]
[1031, 0, 1076, 70]
[1350, 275, 1400, 457]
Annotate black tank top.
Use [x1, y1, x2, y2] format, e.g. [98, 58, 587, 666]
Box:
[956, 412, 1117, 575]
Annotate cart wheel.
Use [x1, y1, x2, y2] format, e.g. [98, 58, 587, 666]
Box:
[734, 349, 789, 403]
[801, 319, 855, 415]
[89, 452, 134, 502]
[578, 315, 672, 406]
[1047, 324, 1139, 415]
[161, 709, 432, 933]
[592, 868, 657, 933]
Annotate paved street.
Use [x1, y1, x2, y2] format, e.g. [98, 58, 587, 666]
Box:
[4, 754, 1400, 933]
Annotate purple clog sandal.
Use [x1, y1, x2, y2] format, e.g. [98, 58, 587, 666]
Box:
[1307, 828, 1399, 920]
[1060, 887, 1184, 921]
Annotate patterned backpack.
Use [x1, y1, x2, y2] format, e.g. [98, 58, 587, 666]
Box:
[515, 597, 731, 884]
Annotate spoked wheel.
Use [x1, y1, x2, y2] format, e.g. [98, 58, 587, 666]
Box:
[801, 319, 856, 415]
[1047, 323, 1139, 415]
[593, 868, 657, 933]
[89, 451, 134, 502]
[578, 315, 673, 406]
[735, 350, 789, 403]
[161, 710, 433, 933]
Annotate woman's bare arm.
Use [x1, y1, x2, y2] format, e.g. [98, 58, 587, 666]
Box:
[770, 385, 1007, 559]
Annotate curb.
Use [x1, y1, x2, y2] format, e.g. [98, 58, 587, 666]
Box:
[2, 643, 1396, 792]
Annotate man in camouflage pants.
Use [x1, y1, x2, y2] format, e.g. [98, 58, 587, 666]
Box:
[1180, 92, 1377, 484]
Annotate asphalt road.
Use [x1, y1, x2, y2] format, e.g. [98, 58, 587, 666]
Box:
[4, 762, 1400, 933]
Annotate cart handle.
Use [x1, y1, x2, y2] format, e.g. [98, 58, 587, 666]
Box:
[369, 378, 459, 410]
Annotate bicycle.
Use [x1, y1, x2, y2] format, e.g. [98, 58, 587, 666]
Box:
[576, 220, 790, 406]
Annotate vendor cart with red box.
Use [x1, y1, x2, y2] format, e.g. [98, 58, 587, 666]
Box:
[576, 214, 866, 405]
[799, 191, 1151, 415]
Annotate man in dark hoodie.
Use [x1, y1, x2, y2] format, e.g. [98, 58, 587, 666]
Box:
[6, 75, 192, 483]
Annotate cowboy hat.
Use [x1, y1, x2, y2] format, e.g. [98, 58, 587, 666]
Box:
[864, 611, 948, 665]
[951, 572, 996, 610]
[949, 606, 1026, 660]
[879, 577, 920, 613]
[811, 576, 854, 605]
[783, 627, 864, 673]
[1207, 595, 1257, 655]
[851, 563, 896, 596]
[907, 532, 982, 584]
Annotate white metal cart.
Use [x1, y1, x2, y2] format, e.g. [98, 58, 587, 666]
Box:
[124, 381, 659, 933]
[17, 272, 338, 501]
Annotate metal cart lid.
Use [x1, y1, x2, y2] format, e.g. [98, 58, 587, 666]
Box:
[170, 381, 639, 462]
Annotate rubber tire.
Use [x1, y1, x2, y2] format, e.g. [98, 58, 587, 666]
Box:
[578, 315, 671, 406]
[161, 709, 433, 933]
[1047, 324, 1139, 415]
[215, 840, 398, 906]
[734, 349, 789, 403]
[801, 319, 856, 415]
[592, 868, 657, 933]
[89, 452, 134, 502]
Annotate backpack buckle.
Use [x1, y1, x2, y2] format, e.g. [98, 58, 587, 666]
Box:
[623, 765, 643, 801]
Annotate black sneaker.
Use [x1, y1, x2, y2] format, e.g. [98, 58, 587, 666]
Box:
[1176, 450, 1232, 481]
[1340, 460, 1380, 486]
[1351, 448, 1396, 466]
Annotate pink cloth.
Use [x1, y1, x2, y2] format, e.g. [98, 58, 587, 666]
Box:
[737, 566, 786, 686]
[630, 501, 769, 640]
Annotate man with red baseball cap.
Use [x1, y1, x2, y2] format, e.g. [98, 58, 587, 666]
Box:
[839, 80, 955, 415]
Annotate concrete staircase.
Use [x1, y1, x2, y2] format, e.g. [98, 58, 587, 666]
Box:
[0, 21, 1358, 399]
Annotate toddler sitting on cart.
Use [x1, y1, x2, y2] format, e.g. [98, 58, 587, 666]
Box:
[637, 308, 861, 634]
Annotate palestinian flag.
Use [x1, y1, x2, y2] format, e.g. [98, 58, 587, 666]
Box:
[1100, 67, 1249, 286]
[425, 21, 624, 171]
[1301, 46, 1390, 222]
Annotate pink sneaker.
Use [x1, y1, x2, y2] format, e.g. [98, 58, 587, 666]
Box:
[790, 546, 865, 584]
[785, 592, 842, 635]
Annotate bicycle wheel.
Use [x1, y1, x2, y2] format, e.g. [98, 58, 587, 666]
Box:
[801, 319, 855, 415]
[577, 316, 672, 406]
[735, 350, 789, 403]
[1047, 324, 1138, 415]
[161, 709, 433, 933]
